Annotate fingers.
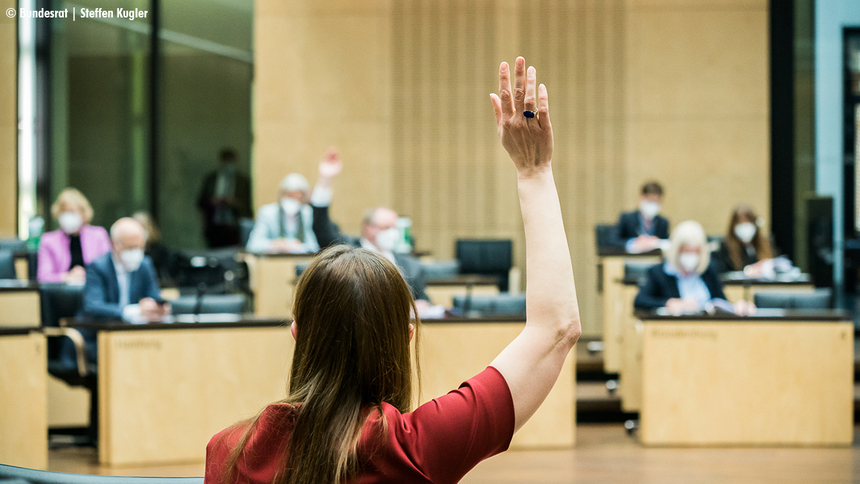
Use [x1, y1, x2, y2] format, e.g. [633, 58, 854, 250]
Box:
[498, 62, 514, 118]
[513, 57, 526, 113]
[537, 83, 551, 129]
[524, 66, 537, 113]
[490, 93, 503, 128]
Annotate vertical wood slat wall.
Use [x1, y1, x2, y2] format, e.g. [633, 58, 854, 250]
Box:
[390, 0, 628, 334]
[0, 0, 16, 237]
[254, 0, 769, 336]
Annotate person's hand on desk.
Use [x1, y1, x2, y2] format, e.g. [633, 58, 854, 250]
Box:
[62, 265, 86, 284]
[268, 238, 304, 253]
[665, 298, 700, 315]
[140, 297, 171, 321]
[630, 235, 661, 253]
[732, 299, 757, 316]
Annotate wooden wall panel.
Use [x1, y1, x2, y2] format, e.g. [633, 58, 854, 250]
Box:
[0, 0, 16, 237]
[254, 0, 769, 336]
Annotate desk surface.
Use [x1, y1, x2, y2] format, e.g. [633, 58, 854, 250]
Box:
[425, 274, 499, 286]
[242, 251, 316, 259]
[636, 308, 850, 321]
[597, 247, 662, 257]
[0, 327, 37, 336]
[69, 314, 527, 331]
[0, 280, 39, 291]
[619, 274, 814, 286]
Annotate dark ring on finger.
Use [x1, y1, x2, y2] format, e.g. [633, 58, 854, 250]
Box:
[523, 110, 536, 118]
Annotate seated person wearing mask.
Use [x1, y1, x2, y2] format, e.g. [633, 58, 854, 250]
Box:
[310, 149, 432, 312]
[611, 181, 669, 252]
[246, 171, 328, 253]
[634, 220, 754, 315]
[714, 204, 774, 275]
[81, 218, 170, 334]
[38, 188, 111, 283]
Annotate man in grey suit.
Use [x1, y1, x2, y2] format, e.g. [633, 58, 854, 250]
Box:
[310, 148, 431, 310]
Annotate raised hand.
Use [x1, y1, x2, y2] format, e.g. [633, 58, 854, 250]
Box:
[318, 146, 343, 180]
[489, 57, 554, 178]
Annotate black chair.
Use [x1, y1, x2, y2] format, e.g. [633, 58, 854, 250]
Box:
[624, 262, 653, 285]
[420, 260, 460, 280]
[174, 248, 249, 296]
[753, 289, 833, 309]
[595, 224, 615, 248]
[39, 284, 91, 382]
[170, 294, 248, 315]
[455, 239, 512, 291]
[0, 249, 16, 279]
[238, 217, 256, 248]
[452, 293, 526, 317]
[0, 464, 202, 484]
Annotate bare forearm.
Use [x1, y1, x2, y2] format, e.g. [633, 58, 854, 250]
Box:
[517, 169, 579, 333]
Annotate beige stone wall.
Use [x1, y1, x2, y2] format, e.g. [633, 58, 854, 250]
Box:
[254, 0, 769, 335]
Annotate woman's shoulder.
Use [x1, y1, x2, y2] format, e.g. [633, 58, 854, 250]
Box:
[81, 224, 110, 238]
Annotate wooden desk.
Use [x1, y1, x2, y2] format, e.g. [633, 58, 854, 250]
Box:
[80, 315, 575, 466]
[241, 252, 316, 318]
[424, 275, 500, 308]
[597, 248, 661, 373]
[421, 318, 576, 449]
[0, 328, 47, 469]
[637, 310, 853, 446]
[721, 273, 815, 303]
[0, 280, 41, 328]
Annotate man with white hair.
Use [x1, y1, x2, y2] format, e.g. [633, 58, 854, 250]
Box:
[245, 168, 331, 253]
[81, 218, 169, 354]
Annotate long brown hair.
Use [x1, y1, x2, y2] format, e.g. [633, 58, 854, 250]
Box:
[224, 245, 420, 484]
[725, 205, 773, 271]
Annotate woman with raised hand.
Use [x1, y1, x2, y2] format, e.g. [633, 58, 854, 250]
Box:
[204, 56, 580, 484]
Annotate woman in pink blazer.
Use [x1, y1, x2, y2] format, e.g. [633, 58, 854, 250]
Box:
[38, 188, 112, 283]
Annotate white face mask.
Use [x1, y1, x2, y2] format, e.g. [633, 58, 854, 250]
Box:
[281, 198, 301, 216]
[58, 212, 83, 234]
[374, 228, 400, 252]
[639, 201, 660, 220]
[734, 222, 757, 244]
[678, 253, 700, 273]
[120, 248, 145, 272]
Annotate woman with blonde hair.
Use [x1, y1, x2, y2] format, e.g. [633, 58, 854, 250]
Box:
[37, 188, 111, 283]
[635, 220, 754, 314]
[205, 57, 581, 483]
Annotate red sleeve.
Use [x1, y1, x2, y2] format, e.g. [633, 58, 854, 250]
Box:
[389, 366, 515, 484]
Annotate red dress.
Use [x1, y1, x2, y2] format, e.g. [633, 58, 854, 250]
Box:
[205, 367, 515, 484]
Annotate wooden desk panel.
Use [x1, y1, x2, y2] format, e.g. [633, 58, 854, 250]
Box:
[244, 253, 315, 318]
[420, 322, 576, 449]
[640, 321, 853, 446]
[600, 255, 659, 373]
[0, 290, 40, 328]
[98, 326, 294, 466]
[94, 319, 576, 466]
[618, 286, 643, 412]
[0, 332, 47, 468]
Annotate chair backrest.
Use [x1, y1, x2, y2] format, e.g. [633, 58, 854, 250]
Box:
[40, 284, 86, 328]
[238, 217, 256, 248]
[595, 224, 615, 248]
[0, 464, 202, 484]
[624, 262, 653, 284]
[0, 249, 15, 279]
[170, 294, 248, 315]
[753, 288, 832, 309]
[452, 293, 526, 317]
[455, 239, 512, 291]
[173, 248, 247, 294]
[420, 260, 460, 280]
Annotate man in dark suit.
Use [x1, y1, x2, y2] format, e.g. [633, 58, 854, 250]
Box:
[611, 181, 670, 251]
[197, 148, 253, 248]
[81, 218, 169, 362]
[309, 149, 430, 307]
